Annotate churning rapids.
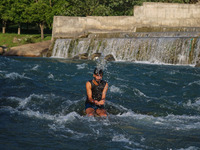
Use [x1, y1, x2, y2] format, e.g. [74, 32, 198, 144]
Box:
[0, 56, 200, 150]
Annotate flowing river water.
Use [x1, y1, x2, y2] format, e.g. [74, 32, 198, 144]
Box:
[0, 56, 200, 150]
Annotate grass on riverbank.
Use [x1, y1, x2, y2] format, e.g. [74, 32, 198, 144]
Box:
[0, 33, 51, 48]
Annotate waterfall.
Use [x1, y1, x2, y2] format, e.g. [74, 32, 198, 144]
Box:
[51, 36, 200, 65]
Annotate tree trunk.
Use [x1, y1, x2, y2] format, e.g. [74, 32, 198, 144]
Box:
[18, 24, 21, 35]
[40, 23, 44, 40]
[49, 0, 52, 7]
[2, 27, 6, 34]
[2, 20, 6, 34]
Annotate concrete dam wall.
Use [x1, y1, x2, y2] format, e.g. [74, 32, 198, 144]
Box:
[52, 2, 200, 38]
[50, 2, 200, 66]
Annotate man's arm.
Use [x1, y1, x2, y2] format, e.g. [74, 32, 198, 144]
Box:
[86, 81, 95, 103]
[101, 82, 108, 100]
[98, 83, 108, 105]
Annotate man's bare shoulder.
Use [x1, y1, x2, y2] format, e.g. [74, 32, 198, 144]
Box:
[86, 81, 92, 87]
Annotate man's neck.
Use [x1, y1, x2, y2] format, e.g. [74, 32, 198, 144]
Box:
[92, 79, 99, 86]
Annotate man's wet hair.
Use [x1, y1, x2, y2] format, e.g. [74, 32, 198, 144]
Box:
[94, 68, 103, 75]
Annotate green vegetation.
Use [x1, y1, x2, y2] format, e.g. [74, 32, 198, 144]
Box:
[0, 0, 198, 40]
[0, 33, 51, 48]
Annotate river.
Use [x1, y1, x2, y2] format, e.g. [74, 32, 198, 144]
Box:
[0, 56, 200, 150]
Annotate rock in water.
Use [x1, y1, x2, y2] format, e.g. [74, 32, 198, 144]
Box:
[105, 54, 115, 61]
[73, 53, 88, 60]
[91, 53, 101, 60]
[80, 53, 88, 60]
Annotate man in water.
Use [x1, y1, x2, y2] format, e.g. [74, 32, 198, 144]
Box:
[85, 68, 108, 117]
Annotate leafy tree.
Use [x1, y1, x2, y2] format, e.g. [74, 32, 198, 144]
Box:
[9, 0, 33, 34]
[0, 0, 14, 33]
[1, 0, 199, 36]
[25, 0, 52, 39]
[105, 0, 144, 16]
[47, 0, 70, 28]
[63, 0, 111, 16]
[80, 0, 104, 16]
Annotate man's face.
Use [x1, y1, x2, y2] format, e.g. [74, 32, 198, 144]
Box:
[93, 73, 103, 82]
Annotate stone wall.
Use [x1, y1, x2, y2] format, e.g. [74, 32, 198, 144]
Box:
[52, 16, 137, 39]
[52, 2, 200, 39]
[134, 2, 200, 27]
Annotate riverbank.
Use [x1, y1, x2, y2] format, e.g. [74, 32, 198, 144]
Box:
[3, 40, 51, 57]
[0, 33, 51, 56]
[0, 33, 51, 47]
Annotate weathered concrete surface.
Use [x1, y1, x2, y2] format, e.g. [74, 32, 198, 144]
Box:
[52, 16, 137, 38]
[52, 2, 200, 39]
[134, 2, 200, 27]
[3, 40, 51, 57]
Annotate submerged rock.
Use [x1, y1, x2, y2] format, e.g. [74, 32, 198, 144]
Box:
[195, 56, 200, 67]
[195, 63, 200, 67]
[105, 54, 115, 61]
[195, 61, 200, 67]
[80, 53, 88, 59]
[73, 53, 88, 60]
[91, 53, 101, 60]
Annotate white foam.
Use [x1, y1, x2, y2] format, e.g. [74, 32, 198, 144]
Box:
[112, 134, 132, 144]
[18, 94, 46, 108]
[48, 74, 54, 79]
[133, 88, 147, 98]
[110, 85, 123, 93]
[0, 70, 7, 73]
[106, 101, 128, 112]
[167, 81, 178, 85]
[150, 83, 160, 86]
[55, 112, 81, 124]
[183, 98, 200, 111]
[112, 134, 150, 149]
[49, 124, 89, 139]
[5, 72, 31, 80]
[0, 106, 18, 113]
[0, 105, 56, 121]
[115, 77, 128, 82]
[21, 109, 55, 120]
[159, 114, 200, 130]
[134, 60, 195, 67]
[176, 146, 200, 150]
[116, 110, 200, 131]
[7, 96, 23, 102]
[2, 97, 82, 123]
[77, 63, 87, 69]
[31, 64, 40, 71]
[188, 80, 200, 86]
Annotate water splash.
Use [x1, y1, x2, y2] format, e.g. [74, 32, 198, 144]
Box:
[95, 54, 108, 71]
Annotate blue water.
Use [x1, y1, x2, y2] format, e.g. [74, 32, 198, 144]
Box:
[0, 56, 200, 150]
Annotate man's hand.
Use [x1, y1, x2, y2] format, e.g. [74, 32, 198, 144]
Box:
[95, 100, 105, 106]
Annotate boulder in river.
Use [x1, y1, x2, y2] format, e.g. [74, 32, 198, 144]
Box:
[105, 54, 115, 61]
[91, 53, 101, 60]
[73, 53, 88, 60]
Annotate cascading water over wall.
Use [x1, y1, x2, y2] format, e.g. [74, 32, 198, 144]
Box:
[51, 33, 200, 65]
